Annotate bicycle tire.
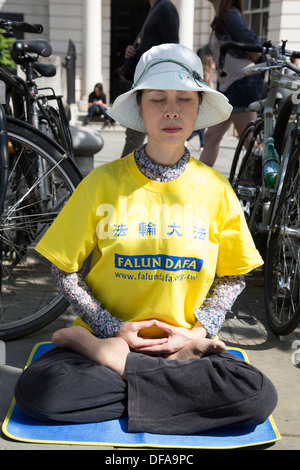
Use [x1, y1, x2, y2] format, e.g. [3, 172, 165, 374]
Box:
[0, 120, 82, 340]
[264, 143, 300, 335]
[273, 94, 294, 158]
[231, 119, 263, 188]
[229, 119, 267, 255]
[229, 120, 258, 184]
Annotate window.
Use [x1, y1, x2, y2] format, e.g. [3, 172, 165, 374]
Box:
[242, 0, 269, 43]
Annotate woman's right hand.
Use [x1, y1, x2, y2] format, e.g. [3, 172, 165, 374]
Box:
[115, 320, 168, 350]
[125, 45, 137, 59]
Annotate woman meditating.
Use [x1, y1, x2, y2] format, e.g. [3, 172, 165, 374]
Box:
[15, 43, 277, 434]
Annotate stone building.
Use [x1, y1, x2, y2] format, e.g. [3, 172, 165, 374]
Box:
[0, 0, 299, 109]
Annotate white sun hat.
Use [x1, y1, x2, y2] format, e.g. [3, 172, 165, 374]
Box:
[108, 43, 232, 132]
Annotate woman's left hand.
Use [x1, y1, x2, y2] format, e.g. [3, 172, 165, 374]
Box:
[133, 320, 207, 355]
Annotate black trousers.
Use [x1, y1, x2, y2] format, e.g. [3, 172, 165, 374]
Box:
[14, 347, 278, 434]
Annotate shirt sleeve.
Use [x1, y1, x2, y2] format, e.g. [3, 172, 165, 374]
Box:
[194, 275, 245, 338]
[35, 178, 98, 273]
[52, 265, 123, 338]
[225, 8, 260, 44]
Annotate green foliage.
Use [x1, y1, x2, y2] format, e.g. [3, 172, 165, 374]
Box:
[0, 34, 16, 71]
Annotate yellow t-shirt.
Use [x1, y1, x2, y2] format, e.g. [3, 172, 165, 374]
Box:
[36, 153, 263, 337]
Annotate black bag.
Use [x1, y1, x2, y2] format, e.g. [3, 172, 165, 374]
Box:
[117, 55, 138, 84]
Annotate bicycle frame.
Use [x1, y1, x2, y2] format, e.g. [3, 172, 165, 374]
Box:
[240, 57, 300, 234]
[0, 104, 9, 215]
[0, 44, 75, 224]
[0, 18, 84, 339]
[217, 40, 300, 334]
[0, 101, 9, 294]
[36, 87, 74, 159]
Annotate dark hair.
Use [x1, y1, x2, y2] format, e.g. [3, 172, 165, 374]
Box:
[94, 82, 105, 101]
[94, 82, 103, 92]
[214, 0, 246, 35]
[136, 89, 143, 105]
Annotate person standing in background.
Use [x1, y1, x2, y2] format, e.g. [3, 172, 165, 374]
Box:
[186, 45, 215, 152]
[120, 0, 179, 158]
[200, 0, 264, 167]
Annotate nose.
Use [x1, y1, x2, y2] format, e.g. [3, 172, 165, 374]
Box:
[164, 110, 179, 119]
[164, 102, 179, 119]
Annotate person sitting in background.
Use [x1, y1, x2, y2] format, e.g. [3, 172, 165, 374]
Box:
[83, 82, 114, 127]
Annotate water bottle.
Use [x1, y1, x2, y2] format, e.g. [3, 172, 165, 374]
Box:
[262, 137, 280, 188]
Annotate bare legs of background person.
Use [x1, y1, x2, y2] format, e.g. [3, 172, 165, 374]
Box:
[200, 112, 257, 167]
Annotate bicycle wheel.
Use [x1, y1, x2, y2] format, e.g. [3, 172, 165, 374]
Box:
[230, 119, 263, 188]
[264, 143, 300, 335]
[0, 120, 82, 340]
[230, 119, 266, 253]
[273, 94, 294, 158]
[229, 119, 260, 184]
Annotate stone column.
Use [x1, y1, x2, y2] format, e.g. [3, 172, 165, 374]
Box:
[83, 0, 102, 97]
[172, 0, 195, 49]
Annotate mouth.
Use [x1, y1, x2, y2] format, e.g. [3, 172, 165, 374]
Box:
[162, 126, 182, 134]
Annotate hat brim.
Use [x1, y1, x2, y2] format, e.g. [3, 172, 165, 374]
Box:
[108, 71, 232, 133]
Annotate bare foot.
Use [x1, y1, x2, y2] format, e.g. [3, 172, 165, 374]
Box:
[52, 326, 130, 379]
[167, 337, 226, 361]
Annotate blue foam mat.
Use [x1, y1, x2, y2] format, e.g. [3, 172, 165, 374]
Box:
[2, 342, 281, 449]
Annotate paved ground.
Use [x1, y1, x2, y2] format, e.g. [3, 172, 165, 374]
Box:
[0, 123, 299, 451]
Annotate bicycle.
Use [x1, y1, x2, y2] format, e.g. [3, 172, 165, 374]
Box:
[0, 20, 83, 340]
[219, 40, 300, 335]
[0, 17, 74, 158]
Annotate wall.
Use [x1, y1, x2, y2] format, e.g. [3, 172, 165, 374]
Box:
[193, 0, 213, 51]
[102, 0, 110, 103]
[48, 0, 83, 102]
[268, 0, 300, 50]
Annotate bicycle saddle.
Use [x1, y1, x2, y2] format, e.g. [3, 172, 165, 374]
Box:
[10, 40, 52, 64]
[34, 61, 56, 78]
[247, 92, 283, 112]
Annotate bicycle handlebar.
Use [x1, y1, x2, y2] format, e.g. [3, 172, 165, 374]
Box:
[218, 41, 263, 77]
[220, 41, 264, 56]
[218, 40, 300, 77]
[0, 19, 43, 35]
